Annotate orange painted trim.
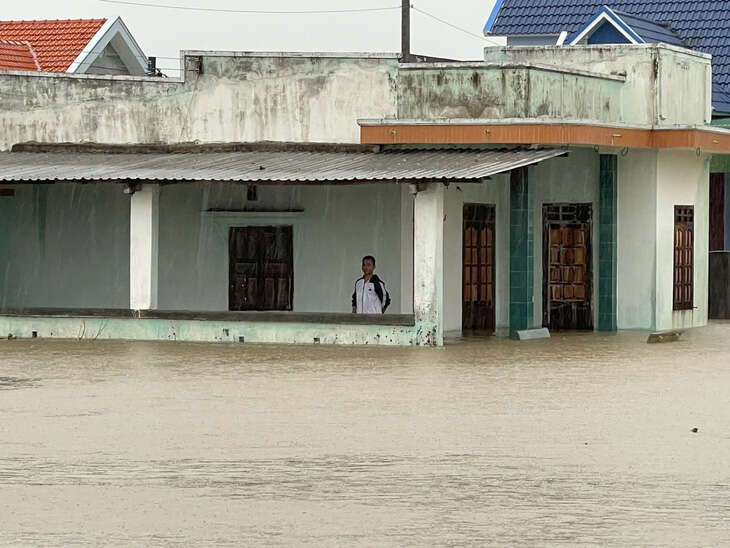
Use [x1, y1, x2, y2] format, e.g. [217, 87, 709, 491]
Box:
[360, 124, 730, 153]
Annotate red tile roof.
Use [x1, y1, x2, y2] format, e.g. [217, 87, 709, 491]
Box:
[0, 40, 41, 71]
[0, 18, 106, 72]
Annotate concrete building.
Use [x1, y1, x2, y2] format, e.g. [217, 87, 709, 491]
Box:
[484, 0, 730, 320]
[0, 45, 728, 345]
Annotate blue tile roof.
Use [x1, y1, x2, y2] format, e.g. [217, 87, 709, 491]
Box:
[485, 1, 730, 113]
[610, 10, 685, 46]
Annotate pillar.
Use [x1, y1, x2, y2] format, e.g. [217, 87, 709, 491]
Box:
[413, 183, 444, 346]
[598, 155, 618, 331]
[0, 188, 15, 309]
[509, 167, 534, 338]
[129, 184, 159, 310]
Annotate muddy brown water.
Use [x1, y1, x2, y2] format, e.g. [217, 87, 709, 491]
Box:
[1, 324, 729, 546]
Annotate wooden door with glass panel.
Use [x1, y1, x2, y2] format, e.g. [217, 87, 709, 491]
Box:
[462, 204, 496, 333]
[543, 204, 593, 330]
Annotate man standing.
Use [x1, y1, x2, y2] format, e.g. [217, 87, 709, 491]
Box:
[352, 255, 391, 314]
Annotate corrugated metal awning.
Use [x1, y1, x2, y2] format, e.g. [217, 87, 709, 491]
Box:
[0, 144, 566, 184]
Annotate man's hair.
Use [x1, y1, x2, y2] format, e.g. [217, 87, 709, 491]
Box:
[362, 255, 376, 266]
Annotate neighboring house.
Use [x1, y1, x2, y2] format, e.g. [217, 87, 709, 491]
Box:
[0, 17, 147, 75]
[484, 1, 730, 115]
[0, 40, 41, 71]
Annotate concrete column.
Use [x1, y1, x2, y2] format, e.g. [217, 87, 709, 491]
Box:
[413, 183, 444, 346]
[129, 184, 159, 310]
[0, 188, 15, 309]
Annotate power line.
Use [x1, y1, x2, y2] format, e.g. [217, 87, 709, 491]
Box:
[98, 0, 401, 15]
[412, 6, 504, 47]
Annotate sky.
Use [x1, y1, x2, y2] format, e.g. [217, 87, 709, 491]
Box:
[3, 0, 501, 76]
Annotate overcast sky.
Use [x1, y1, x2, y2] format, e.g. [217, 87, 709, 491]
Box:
[4, 1, 501, 76]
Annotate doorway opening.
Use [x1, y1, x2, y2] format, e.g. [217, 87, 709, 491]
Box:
[542, 203, 593, 330]
[229, 226, 293, 311]
[462, 203, 496, 333]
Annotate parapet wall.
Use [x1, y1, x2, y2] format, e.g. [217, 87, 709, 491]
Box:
[0, 53, 399, 151]
[397, 62, 626, 122]
[482, 44, 712, 126]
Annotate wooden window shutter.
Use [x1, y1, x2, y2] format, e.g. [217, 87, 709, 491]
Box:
[673, 206, 694, 311]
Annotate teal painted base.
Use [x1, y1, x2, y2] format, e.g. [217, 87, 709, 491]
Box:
[0, 315, 425, 346]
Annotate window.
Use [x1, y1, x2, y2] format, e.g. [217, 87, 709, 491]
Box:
[673, 206, 694, 311]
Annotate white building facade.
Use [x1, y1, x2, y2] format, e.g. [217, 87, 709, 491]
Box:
[0, 46, 725, 345]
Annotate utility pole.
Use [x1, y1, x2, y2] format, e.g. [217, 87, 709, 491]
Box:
[401, 0, 412, 62]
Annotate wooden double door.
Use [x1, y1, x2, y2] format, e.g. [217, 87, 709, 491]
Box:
[229, 226, 293, 311]
[462, 204, 496, 333]
[543, 204, 593, 330]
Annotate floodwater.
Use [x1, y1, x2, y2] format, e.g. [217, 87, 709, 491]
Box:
[1, 325, 730, 547]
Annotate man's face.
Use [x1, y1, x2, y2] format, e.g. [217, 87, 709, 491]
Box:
[361, 258, 375, 276]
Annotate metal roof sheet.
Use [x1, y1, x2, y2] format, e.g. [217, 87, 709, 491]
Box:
[0, 148, 566, 184]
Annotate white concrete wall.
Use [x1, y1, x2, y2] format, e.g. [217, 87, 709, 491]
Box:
[617, 149, 658, 329]
[483, 44, 711, 126]
[0, 184, 130, 308]
[0, 54, 398, 151]
[157, 182, 407, 314]
[616, 149, 710, 331]
[442, 176, 510, 336]
[655, 150, 710, 330]
[530, 149, 600, 328]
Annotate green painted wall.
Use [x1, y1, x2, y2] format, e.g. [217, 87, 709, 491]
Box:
[509, 167, 534, 338]
[598, 155, 618, 331]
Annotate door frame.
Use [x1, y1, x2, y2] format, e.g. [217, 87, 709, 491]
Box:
[541, 203, 593, 330]
[228, 225, 294, 311]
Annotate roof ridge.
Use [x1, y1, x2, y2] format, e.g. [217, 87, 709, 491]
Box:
[24, 40, 41, 71]
[0, 18, 107, 24]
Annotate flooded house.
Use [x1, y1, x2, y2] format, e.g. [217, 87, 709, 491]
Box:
[0, 41, 728, 345]
[483, 0, 730, 320]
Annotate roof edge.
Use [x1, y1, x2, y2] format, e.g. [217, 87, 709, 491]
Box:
[69, 16, 148, 75]
[181, 50, 401, 59]
[10, 141, 383, 154]
[483, 0, 505, 34]
[567, 6, 645, 45]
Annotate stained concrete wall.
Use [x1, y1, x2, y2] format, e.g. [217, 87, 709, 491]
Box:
[655, 150, 710, 330]
[442, 176, 510, 336]
[0, 184, 130, 308]
[617, 149, 658, 329]
[0, 53, 399, 151]
[0, 182, 409, 314]
[157, 182, 407, 314]
[530, 149, 600, 328]
[616, 149, 710, 330]
[398, 63, 625, 122]
[483, 44, 711, 126]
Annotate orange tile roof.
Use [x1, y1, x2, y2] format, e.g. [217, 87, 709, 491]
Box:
[0, 40, 40, 71]
[0, 18, 106, 72]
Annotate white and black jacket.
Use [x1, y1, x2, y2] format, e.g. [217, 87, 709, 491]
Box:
[352, 275, 391, 314]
